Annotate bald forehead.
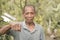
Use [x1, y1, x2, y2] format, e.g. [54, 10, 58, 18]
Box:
[25, 6, 34, 9]
[24, 6, 35, 11]
[23, 5, 35, 13]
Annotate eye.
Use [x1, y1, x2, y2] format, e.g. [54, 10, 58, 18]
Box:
[25, 12, 34, 15]
[25, 12, 29, 15]
[30, 12, 34, 14]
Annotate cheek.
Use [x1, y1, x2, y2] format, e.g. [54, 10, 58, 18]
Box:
[24, 14, 27, 17]
[23, 14, 27, 18]
[31, 15, 35, 18]
[29, 13, 35, 17]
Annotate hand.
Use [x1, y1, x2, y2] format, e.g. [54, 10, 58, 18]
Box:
[10, 22, 21, 31]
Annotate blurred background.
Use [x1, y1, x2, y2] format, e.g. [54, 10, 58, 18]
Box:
[0, 0, 60, 40]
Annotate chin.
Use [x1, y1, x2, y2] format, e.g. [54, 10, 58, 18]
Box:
[27, 20, 33, 23]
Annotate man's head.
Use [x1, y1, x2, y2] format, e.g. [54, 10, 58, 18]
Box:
[23, 5, 36, 23]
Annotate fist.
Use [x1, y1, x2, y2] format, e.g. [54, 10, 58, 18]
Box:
[10, 22, 21, 31]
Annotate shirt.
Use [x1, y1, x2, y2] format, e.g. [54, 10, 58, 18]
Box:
[7, 21, 45, 40]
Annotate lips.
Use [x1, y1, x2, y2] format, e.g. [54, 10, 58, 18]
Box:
[27, 17, 33, 20]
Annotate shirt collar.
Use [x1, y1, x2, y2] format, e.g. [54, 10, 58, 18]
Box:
[22, 21, 38, 32]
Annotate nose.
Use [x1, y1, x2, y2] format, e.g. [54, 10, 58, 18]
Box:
[28, 13, 31, 17]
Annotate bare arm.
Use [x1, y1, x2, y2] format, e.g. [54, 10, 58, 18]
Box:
[0, 23, 21, 35]
[0, 25, 11, 35]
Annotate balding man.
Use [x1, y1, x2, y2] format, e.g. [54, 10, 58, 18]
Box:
[0, 5, 45, 40]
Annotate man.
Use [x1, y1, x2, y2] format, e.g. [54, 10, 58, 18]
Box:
[0, 5, 45, 40]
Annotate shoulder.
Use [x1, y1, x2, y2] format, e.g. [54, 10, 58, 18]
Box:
[35, 23, 44, 31]
[35, 23, 43, 28]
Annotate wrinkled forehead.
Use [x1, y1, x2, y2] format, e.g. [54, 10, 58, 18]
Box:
[24, 6, 35, 12]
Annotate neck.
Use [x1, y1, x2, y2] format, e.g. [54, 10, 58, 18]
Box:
[25, 21, 35, 26]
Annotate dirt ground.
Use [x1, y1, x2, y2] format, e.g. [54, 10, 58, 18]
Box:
[46, 35, 60, 40]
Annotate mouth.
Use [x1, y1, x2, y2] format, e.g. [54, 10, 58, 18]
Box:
[27, 18, 33, 20]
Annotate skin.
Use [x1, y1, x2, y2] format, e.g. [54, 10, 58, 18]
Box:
[23, 6, 35, 23]
[0, 23, 21, 35]
[23, 6, 35, 32]
[0, 5, 35, 35]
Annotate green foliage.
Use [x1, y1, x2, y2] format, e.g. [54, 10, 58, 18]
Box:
[0, 0, 60, 40]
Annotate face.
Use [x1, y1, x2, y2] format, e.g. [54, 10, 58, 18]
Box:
[23, 6, 35, 23]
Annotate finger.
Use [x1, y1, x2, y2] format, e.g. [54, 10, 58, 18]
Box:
[11, 23, 21, 31]
[18, 24, 21, 31]
[15, 24, 21, 31]
[11, 24, 16, 30]
[16, 24, 20, 31]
